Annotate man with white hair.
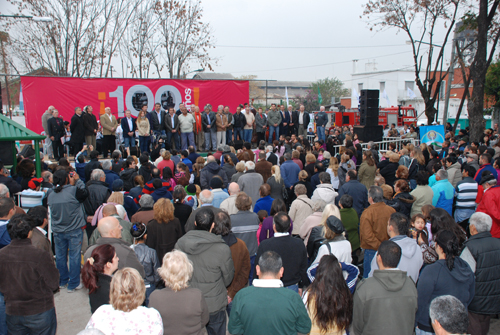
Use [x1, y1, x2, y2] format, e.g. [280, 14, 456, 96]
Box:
[100, 106, 118, 158]
[84, 169, 111, 236]
[42, 105, 55, 159]
[237, 161, 264, 208]
[315, 106, 328, 142]
[431, 169, 455, 215]
[266, 145, 278, 166]
[200, 155, 228, 190]
[429, 295, 469, 335]
[220, 182, 244, 215]
[461, 212, 500, 334]
[476, 174, 500, 238]
[185, 189, 223, 232]
[102, 159, 120, 192]
[215, 105, 228, 147]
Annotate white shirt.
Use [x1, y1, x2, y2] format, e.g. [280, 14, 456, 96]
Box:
[299, 112, 304, 125]
[127, 117, 133, 131]
[274, 232, 289, 237]
[252, 279, 284, 288]
[36, 226, 47, 236]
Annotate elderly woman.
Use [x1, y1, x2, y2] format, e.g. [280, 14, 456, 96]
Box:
[299, 200, 327, 245]
[157, 150, 175, 178]
[231, 161, 246, 183]
[149, 250, 209, 334]
[130, 194, 155, 224]
[146, 198, 183, 261]
[86, 268, 163, 334]
[288, 184, 315, 235]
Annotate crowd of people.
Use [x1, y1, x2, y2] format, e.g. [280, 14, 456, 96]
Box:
[0, 107, 500, 335]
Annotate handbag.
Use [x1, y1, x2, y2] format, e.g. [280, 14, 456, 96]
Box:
[281, 182, 289, 201]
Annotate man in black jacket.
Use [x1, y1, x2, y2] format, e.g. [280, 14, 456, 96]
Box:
[233, 105, 246, 142]
[83, 169, 111, 238]
[148, 103, 166, 139]
[202, 105, 217, 151]
[464, 212, 500, 335]
[0, 162, 22, 196]
[254, 212, 308, 294]
[82, 105, 98, 155]
[70, 107, 85, 156]
[47, 109, 66, 160]
[84, 150, 103, 182]
[164, 107, 181, 150]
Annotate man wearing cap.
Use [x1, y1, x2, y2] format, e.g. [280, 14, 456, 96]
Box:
[465, 153, 480, 172]
[368, 213, 423, 283]
[476, 174, 500, 238]
[254, 212, 308, 294]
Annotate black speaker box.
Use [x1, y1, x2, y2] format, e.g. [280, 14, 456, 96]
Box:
[359, 106, 379, 117]
[0, 141, 14, 165]
[360, 99, 379, 108]
[365, 116, 379, 126]
[360, 89, 380, 99]
[353, 125, 383, 142]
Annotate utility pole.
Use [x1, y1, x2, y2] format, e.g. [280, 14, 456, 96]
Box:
[443, 41, 456, 125]
[0, 32, 11, 119]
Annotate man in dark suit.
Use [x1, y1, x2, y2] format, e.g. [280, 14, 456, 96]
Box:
[297, 105, 310, 137]
[288, 105, 298, 136]
[147, 103, 166, 140]
[164, 107, 181, 150]
[69, 107, 85, 156]
[121, 109, 136, 156]
[202, 104, 217, 151]
[279, 105, 291, 138]
[266, 145, 278, 166]
[47, 109, 66, 160]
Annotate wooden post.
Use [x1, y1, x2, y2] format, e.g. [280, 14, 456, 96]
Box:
[34, 140, 41, 177]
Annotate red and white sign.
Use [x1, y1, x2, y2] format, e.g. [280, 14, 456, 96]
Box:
[21, 76, 249, 134]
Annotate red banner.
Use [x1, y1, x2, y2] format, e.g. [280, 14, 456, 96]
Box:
[21, 76, 249, 134]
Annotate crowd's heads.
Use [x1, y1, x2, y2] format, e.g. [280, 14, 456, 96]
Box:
[130, 222, 147, 242]
[194, 207, 215, 231]
[91, 169, 105, 181]
[213, 211, 231, 236]
[430, 295, 468, 335]
[27, 206, 48, 228]
[210, 176, 223, 190]
[377, 240, 401, 269]
[82, 244, 117, 294]
[110, 268, 145, 312]
[112, 179, 124, 192]
[198, 189, 214, 205]
[368, 186, 384, 203]
[469, 212, 492, 234]
[235, 192, 252, 211]
[388, 212, 410, 236]
[273, 212, 291, 233]
[153, 198, 174, 223]
[158, 250, 193, 292]
[7, 213, 34, 240]
[139, 194, 154, 208]
[325, 215, 344, 238]
[97, 216, 122, 239]
[294, 184, 307, 196]
[257, 251, 283, 278]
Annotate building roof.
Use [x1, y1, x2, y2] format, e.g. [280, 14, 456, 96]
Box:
[192, 73, 235, 80]
[0, 113, 45, 141]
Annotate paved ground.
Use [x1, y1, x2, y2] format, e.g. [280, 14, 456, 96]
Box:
[55, 284, 500, 335]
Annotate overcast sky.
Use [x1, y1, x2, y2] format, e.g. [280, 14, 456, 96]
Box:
[201, 0, 452, 83]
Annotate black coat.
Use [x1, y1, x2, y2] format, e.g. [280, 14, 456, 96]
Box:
[120, 168, 138, 192]
[89, 273, 111, 314]
[267, 153, 278, 166]
[377, 160, 399, 187]
[84, 159, 103, 183]
[148, 110, 166, 132]
[0, 175, 22, 196]
[464, 231, 500, 314]
[47, 117, 65, 141]
[201, 112, 217, 133]
[233, 112, 247, 129]
[84, 180, 111, 215]
[386, 192, 415, 217]
[70, 113, 85, 144]
[82, 112, 98, 136]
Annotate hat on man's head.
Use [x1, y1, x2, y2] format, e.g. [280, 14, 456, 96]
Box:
[323, 151, 331, 160]
[28, 177, 43, 190]
[480, 174, 496, 185]
[112, 179, 124, 191]
[326, 215, 344, 235]
[210, 177, 223, 190]
[185, 184, 196, 196]
[466, 153, 478, 160]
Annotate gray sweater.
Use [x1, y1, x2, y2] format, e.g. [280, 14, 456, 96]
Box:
[47, 180, 88, 233]
[267, 109, 282, 126]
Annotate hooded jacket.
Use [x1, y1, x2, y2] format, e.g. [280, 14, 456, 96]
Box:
[47, 180, 88, 233]
[369, 235, 423, 283]
[311, 183, 338, 204]
[200, 162, 228, 190]
[151, 186, 173, 202]
[120, 168, 138, 192]
[447, 161, 463, 187]
[175, 230, 235, 314]
[386, 192, 415, 217]
[353, 270, 418, 335]
[416, 258, 475, 332]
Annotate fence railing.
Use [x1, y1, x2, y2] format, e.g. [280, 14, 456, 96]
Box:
[327, 137, 420, 156]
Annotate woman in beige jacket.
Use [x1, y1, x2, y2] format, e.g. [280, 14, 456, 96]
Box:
[358, 151, 377, 190]
[137, 110, 151, 153]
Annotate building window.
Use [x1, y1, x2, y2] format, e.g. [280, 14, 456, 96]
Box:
[380, 82, 386, 92]
[405, 81, 414, 91]
[358, 83, 363, 92]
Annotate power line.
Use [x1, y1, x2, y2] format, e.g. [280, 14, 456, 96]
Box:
[215, 44, 406, 49]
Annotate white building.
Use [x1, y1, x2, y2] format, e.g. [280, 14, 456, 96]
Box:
[347, 61, 463, 124]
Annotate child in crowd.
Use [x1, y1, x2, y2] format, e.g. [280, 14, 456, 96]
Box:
[421, 204, 435, 243]
[410, 214, 428, 245]
[256, 210, 268, 246]
[130, 222, 160, 307]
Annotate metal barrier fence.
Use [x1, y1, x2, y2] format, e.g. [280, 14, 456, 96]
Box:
[327, 137, 420, 156]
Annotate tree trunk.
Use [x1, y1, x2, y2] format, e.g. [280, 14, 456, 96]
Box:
[468, 0, 488, 142]
[424, 103, 437, 125]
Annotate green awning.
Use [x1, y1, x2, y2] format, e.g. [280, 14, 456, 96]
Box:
[0, 113, 45, 141]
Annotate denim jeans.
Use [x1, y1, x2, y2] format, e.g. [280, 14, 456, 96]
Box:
[415, 327, 434, 335]
[6, 308, 57, 335]
[285, 284, 299, 293]
[204, 132, 217, 151]
[167, 132, 181, 150]
[317, 126, 325, 141]
[123, 137, 136, 148]
[234, 127, 243, 141]
[243, 129, 253, 143]
[0, 292, 6, 335]
[226, 301, 233, 317]
[139, 136, 150, 153]
[268, 125, 279, 143]
[207, 310, 226, 335]
[54, 228, 83, 290]
[249, 254, 256, 285]
[363, 249, 377, 278]
[455, 208, 475, 224]
[144, 285, 156, 307]
[181, 132, 196, 151]
[226, 129, 233, 144]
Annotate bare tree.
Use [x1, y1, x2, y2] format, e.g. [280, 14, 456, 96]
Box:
[154, 0, 216, 78]
[363, 0, 459, 124]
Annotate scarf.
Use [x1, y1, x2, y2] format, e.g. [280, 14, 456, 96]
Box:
[194, 112, 202, 133]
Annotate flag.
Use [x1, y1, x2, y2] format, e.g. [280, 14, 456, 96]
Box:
[285, 86, 289, 106]
[382, 89, 391, 106]
[407, 87, 417, 99]
[352, 88, 360, 104]
[19, 85, 24, 111]
[317, 87, 322, 104]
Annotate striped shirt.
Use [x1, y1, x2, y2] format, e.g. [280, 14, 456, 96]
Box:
[455, 177, 478, 210]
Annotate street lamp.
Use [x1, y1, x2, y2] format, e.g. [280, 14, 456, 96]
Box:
[184, 68, 204, 78]
[406, 40, 443, 48]
[0, 14, 53, 22]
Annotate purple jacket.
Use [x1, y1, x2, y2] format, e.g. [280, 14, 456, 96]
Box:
[259, 216, 293, 244]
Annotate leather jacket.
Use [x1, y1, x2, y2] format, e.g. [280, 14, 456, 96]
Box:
[131, 243, 161, 286]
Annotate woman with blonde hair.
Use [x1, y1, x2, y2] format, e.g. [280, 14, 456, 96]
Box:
[146, 198, 183, 260]
[291, 170, 313, 200]
[149, 250, 209, 335]
[304, 153, 317, 180]
[136, 109, 151, 154]
[408, 147, 427, 189]
[306, 204, 342, 259]
[267, 165, 285, 201]
[85, 268, 163, 334]
[420, 142, 430, 165]
[326, 157, 340, 190]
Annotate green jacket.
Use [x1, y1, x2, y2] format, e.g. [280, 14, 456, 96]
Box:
[228, 285, 311, 335]
[267, 109, 282, 126]
[340, 207, 360, 251]
[175, 230, 234, 313]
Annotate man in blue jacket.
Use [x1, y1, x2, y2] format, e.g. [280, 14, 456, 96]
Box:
[121, 109, 136, 156]
[474, 153, 498, 183]
[431, 169, 455, 215]
[280, 153, 301, 190]
[315, 106, 328, 142]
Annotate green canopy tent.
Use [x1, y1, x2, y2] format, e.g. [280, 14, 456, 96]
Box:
[0, 113, 45, 177]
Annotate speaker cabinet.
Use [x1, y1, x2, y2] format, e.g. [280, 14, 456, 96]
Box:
[360, 89, 380, 99]
[353, 125, 383, 142]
